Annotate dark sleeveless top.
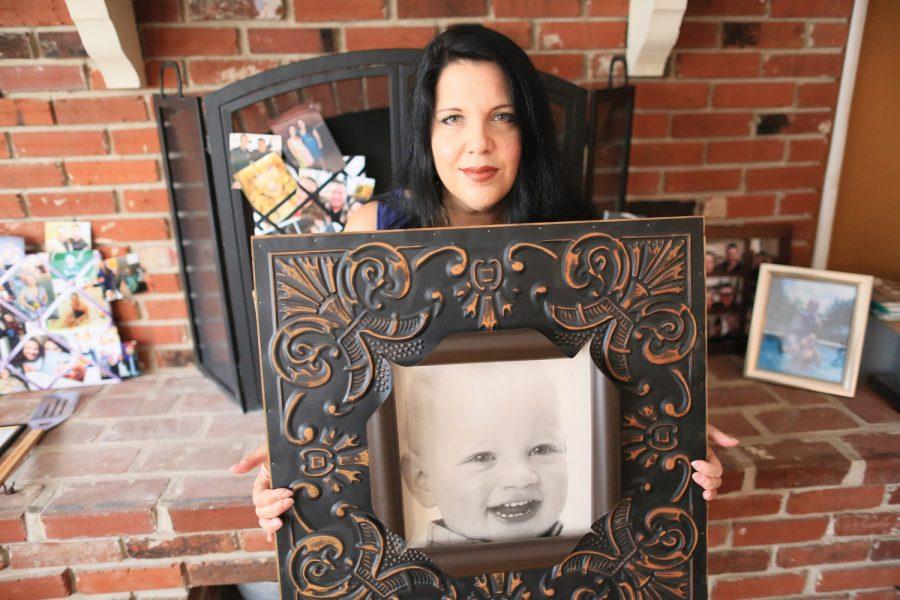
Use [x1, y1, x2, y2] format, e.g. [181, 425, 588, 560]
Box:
[374, 189, 411, 231]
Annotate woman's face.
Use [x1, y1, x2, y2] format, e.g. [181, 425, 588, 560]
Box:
[430, 60, 521, 218]
[23, 340, 40, 360]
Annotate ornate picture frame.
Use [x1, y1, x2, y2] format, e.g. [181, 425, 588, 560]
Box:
[252, 217, 707, 599]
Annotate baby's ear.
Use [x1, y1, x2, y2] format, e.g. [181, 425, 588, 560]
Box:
[400, 451, 437, 509]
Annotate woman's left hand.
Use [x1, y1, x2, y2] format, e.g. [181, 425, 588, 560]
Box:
[691, 424, 740, 501]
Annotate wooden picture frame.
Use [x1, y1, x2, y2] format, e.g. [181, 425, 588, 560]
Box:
[252, 217, 707, 599]
[745, 264, 873, 398]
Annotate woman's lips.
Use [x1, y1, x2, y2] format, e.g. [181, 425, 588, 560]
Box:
[487, 499, 540, 523]
[461, 167, 498, 183]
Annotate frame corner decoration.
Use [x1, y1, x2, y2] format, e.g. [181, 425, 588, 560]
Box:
[253, 217, 708, 599]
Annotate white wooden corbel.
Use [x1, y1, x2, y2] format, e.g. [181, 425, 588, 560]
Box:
[65, 0, 145, 89]
[626, 0, 688, 77]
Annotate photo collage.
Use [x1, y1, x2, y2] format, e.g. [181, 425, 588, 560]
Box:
[0, 225, 144, 395]
[228, 101, 376, 235]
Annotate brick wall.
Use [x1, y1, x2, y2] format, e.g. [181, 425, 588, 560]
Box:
[0, 0, 851, 371]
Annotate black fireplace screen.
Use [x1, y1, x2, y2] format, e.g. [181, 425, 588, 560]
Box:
[154, 51, 634, 411]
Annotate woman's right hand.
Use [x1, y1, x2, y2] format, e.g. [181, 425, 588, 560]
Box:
[230, 444, 294, 542]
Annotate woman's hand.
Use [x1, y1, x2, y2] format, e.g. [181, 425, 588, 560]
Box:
[230, 444, 294, 542]
[691, 425, 740, 501]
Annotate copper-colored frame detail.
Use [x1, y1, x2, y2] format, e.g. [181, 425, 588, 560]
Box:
[252, 217, 707, 599]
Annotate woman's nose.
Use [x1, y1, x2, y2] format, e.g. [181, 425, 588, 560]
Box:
[465, 122, 493, 154]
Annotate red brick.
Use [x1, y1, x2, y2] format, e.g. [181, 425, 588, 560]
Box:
[686, 0, 766, 16]
[238, 529, 274, 552]
[677, 52, 760, 78]
[486, 21, 532, 49]
[632, 113, 668, 138]
[0, 194, 25, 218]
[625, 171, 661, 194]
[88, 66, 108, 90]
[771, 0, 854, 17]
[135, 0, 181, 23]
[798, 82, 840, 108]
[763, 53, 844, 78]
[248, 28, 328, 54]
[708, 548, 770, 575]
[0, 0, 72, 25]
[834, 512, 900, 536]
[713, 82, 795, 108]
[142, 27, 238, 57]
[816, 565, 900, 593]
[12, 130, 108, 157]
[145, 298, 189, 319]
[8, 538, 122, 569]
[787, 486, 885, 515]
[169, 475, 257, 532]
[397, 0, 484, 18]
[102, 416, 205, 442]
[27, 191, 116, 217]
[54, 96, 148, 124]
[146, 272, 182, 293]
[747, 165, 823, 191]
[188, 59, 279, 85]
[672, 113, 751, 138]
[0, 162, 65, 188]
[110, 128, 161, 154]
[530, 54, 584, 81]
[125, 532, 238, 559]
[112, 299, 140, 322]
[708, 523, 728, 547]
[757, 21, 807, 48]
[0, 569, 71, 600]
[630, 142, 704, 167]
[117, 324, 187, 344]
[0, 98, 54, 126]
[295, 0, 385, 20]
[754, 439, 851, 488]
[708, 493, 782, 521]
[842, 387, 900, 424]
[776, 111, 834, 135]
[709, 385, 779, 408]
[37, 31, 86, 58]
[139, 443, 245, 473]
[708, 140, 783, 163]
[539, 21, 626, 49]
[789, 138, 829, 162]
[872, 539, 900, 561]
[676, 21, 719, 48]
[123, 188, 170, 212]
[844, 433, 900, 484]
[0, 32, 32, 58]
[812, 22, 850, 47]
[766, 384, 829, 406]
[0, 485, 43, 543]
[65, 159, 158, 185]
[0, 65, 84, 92]
[780, 192, 819, 215]
[186, 556, 277, 587]
[712, 572, 807, 599]
[725, 194, 777, 218]
[756, 406, 857, 434]
[585, 0, 628, 16]
[41, 479, 165, 538]
[635, 82, 709, 109]
[734, 517, 829, 547]
[21, 446, 140, 483]
[665, 169, 741, 193]
[776, 541, 870, 568]
[494, 0, 579, 16]
[75, 563, 184, 594]
[890, 487, 900, 505]
[855, 590, 900, 600]
[345, 26, 437, 52]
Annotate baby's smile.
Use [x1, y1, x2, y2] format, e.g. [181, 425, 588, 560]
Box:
[487, 498, 541, 523]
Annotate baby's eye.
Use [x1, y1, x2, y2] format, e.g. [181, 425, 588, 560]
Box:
[440, 114, 463, 125]
[530, 444, 562, 456]
[463, 451, 496, 464]
[493, 112, 516, 124]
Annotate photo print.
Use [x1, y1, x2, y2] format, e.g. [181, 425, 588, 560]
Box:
[228, 132, 284, 176]
[269, 102, 345, 172]
[0, 253, 57, 321]
[0, 236, 25, 272]
[98, 253, 147, 301]
[391, 351, 595, 548]
[44, 221, 91, 254]
[235, 152, 300, 231]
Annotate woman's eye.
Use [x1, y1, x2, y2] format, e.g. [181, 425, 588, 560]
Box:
[440, 114, 462, 125]
[463, 451, 496, 464]
[493, 112, 516, 123]
[530, 444, 561, 456]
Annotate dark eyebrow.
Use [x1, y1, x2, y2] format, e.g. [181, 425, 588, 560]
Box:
[435, 104, 515, 114]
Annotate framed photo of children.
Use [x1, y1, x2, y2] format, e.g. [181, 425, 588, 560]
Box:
[253, 217, 708, 599]
[744, 264, 873, 397]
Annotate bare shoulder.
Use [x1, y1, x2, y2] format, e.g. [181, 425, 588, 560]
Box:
[344, 201, 379, 232]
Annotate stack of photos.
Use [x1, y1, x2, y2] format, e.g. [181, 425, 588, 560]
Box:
[298, 155, 376, 233]
[269, 101, 345, 172]
[705, 237, 780, 347]
[0, 229, 141, 396]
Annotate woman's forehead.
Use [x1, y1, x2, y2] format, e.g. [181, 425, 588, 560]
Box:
[434, 60, 512, 108]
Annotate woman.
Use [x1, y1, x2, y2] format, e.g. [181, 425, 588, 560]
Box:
[231, 24, 737, 543]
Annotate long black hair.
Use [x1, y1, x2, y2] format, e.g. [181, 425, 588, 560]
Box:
[394, 24, 596, 227]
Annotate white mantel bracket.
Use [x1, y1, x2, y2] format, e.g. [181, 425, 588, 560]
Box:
[65, 0, 145, 89]
[627, 0, 688, 77]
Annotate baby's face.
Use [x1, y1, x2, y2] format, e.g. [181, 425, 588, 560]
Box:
[418, 383, 567, 542]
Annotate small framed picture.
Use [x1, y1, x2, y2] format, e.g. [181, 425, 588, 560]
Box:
[745, 264, 874, 397]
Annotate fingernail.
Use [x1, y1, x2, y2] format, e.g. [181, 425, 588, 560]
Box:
[691, 460, 702, 469]
[282, 499, 294, 508]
